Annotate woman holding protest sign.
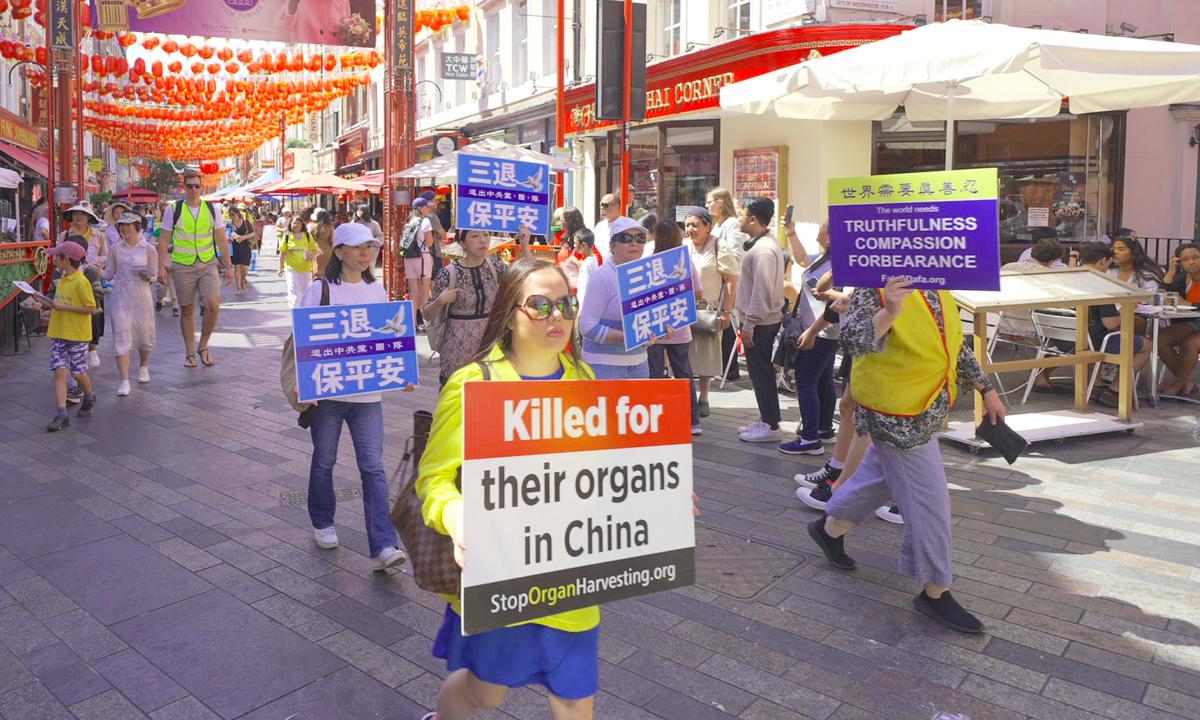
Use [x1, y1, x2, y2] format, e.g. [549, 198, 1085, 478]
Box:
[417, 257, 598, 719]
[426, 227, 533, 386]
[299, 222, 409, 573]
[647, 218, 703, 434]
[577, 217, 671, 380]
[807, 276, 1005, 634]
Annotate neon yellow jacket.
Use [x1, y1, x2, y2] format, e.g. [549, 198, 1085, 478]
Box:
[851, 289, 963, 417]
[416, 344, 600, 632]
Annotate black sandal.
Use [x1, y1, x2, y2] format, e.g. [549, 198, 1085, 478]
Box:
[183, 354, 197, 368]
[198, 348, 215, 367]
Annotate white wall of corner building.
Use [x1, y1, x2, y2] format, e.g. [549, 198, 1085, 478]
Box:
[720, 115, 873, 228]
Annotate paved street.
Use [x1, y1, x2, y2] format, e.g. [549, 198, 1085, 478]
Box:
[1, 258, 1199, 720]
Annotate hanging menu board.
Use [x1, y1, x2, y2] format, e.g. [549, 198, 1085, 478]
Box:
[733, 146, 788, 236]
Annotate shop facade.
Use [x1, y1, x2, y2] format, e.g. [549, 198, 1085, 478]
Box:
[0, 107, 47, 243]
[562, 25, 908, 227]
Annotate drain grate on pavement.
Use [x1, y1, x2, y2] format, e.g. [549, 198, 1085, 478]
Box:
[279, 488, 361, 506]
[694, 526, 803, 598]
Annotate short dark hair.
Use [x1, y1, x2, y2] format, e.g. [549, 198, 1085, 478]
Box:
[1030, 237, 1063, 264]
[182, 170, 202, 183]
[1078, 241, 1113, 266]
[744, 196, 775, 227]
[1174, 242, 1200, 258]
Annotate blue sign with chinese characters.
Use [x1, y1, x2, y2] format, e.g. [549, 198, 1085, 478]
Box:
[455, 153, 551, 235]
[616, 245, 697, 351]
[293, 301, 420, 402]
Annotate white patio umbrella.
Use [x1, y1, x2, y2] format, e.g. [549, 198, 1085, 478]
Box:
[720, 19, 1200, 169]
[391, 138, 580, 179]
[0, 168, 21, 189]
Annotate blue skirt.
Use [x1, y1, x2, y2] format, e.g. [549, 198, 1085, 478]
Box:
[431, 605, 599, 700]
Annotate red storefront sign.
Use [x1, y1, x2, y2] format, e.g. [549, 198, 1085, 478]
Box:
[563, 24, 908, 136]
[0, 106, 44, 152]
[283, 151, 295, 173]
[337, 127, 368, 171]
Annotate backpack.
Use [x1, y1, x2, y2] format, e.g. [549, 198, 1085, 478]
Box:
[400, 218, 425, 259]
[281, 278, 329, 427]
[172, 200, 216, 235]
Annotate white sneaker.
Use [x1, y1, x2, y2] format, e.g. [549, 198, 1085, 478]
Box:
[740, 423, 783, 443]
[313, 526, 339, 548]
[116, 380, 131, 397]
[875, 505, 904, 525]
[373, 546, 407, 571]
[87, 350, 100, 368]
[137, 367, 151, 383]
[738, 420, 766, 434]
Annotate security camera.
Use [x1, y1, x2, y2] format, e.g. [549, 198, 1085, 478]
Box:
[1119, 21, 1137, 34]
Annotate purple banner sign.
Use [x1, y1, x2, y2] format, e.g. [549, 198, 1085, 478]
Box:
[829, 198, 1001, 291]
[295, 336, 415, 363]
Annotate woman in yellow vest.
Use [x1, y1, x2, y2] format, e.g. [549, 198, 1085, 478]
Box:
[277, 216, 319, 308]
[806, 277, 1006, 635]
[416, 257, 599, 719]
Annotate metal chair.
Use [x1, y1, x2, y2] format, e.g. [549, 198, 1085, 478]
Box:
[1021, 309, 1080, 405]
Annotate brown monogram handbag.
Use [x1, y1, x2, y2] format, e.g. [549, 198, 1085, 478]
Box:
[389, 408, 461, 595]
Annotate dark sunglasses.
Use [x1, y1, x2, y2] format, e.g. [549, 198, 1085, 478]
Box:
[612, 232, 647, 245]
[599, 202, 612, 209]
[185, 183, 201, 189]
[518, 294, 578, 320]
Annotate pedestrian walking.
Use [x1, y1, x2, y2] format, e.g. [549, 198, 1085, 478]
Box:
[228, 207, 255, 295]
[556, 207, 600, 293]
[734, 197, 786, 443]
[312, 209, 335, 277]
[416, 257, 597, 720]
[103, 213, 158, 396]
[278, 216, 319, 309]
[353, 204, 383, 240]
[683, 208, 738, 418]
[402, 198, 437, 328]
[646, 218, 702, 434]
[38, 240, 99, 431]
[426, 228, 532, 387]
[807, 276, 1005, 634]
[579, 216, 670, 379]
[58, 203, 107, 369]
[157, 170, 234, 368]
[301, 222, 409, 571]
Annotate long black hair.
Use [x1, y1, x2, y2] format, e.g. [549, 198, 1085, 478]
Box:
[468, 258, 584, 375]
[324, 245, 377, 285]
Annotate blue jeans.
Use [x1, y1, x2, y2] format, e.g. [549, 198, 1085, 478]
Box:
[308, 400, 398, 558]
[588, 361, 649, 380]
[792, 336, 838, 441]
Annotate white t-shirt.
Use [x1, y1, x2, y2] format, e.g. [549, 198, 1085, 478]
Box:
[593, 218, 611, 258]
[35, 216, 49, 242]
[298, 278, 389, 404]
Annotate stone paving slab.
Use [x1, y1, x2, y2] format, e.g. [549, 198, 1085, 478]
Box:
[0, 262, 1198, 719]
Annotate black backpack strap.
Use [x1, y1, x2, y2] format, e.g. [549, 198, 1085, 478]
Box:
[476, 361, 491, 381]
[173, 200, 184, 229]
[318, 278, 330, 306]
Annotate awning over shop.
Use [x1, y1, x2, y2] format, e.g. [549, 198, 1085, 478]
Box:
[0, 140, 48, 177]
[356, 170, 384, 193]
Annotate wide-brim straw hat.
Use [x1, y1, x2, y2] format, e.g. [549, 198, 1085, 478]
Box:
[62, 204, 100, 224]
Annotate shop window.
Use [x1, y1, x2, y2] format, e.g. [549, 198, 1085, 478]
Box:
[727, 0, 752, 34]
[660, 0, 682, 57]
[873, 111, 1126, 245]
[934, 0, 989, 22]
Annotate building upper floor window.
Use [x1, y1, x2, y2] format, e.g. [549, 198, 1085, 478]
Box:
[934, 0, 988, 22]
[727, 0, 752, 34]
[661, 0, 681, 57]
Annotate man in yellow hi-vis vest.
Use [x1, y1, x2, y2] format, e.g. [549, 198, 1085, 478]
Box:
[156, 170, 233, 368]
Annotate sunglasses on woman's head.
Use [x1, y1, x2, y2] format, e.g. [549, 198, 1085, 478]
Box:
[612, 232, 647, 245]
[518, 294, 578, 320]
